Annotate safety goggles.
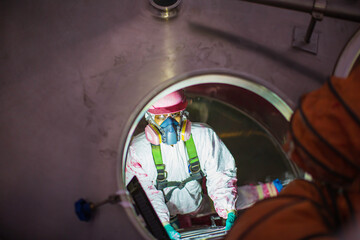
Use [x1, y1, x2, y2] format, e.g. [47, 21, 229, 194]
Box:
[154, 111, 182, 121]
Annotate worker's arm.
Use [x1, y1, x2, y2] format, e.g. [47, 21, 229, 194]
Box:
[195, 126, 238, 220]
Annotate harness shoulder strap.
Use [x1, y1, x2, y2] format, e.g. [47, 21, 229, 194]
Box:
[151, 144, 167, 186]
[151, 135, 204, 202]
[185, 134, 202, 174]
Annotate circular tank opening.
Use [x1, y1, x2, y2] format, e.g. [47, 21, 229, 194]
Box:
[149, 0, 181, 10]
[118, 73, 300, 239]
[333, 28, 360, 78]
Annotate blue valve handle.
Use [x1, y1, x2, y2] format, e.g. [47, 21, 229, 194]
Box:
[75, 198, 94, 222]
[74, 194, 121, 222]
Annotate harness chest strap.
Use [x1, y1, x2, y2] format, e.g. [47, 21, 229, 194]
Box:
[151, 134, 204, 202]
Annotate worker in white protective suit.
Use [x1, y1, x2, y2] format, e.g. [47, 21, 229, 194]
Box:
[125, 90, 238, 239]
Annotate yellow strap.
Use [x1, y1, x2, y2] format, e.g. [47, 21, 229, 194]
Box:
[256, 185, 264, 200]
[269, 183, 277, 197]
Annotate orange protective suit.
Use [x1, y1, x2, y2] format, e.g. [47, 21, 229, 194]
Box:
[226, 63, 360, 240]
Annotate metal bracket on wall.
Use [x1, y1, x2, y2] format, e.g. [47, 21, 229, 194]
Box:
[292, 0, 327, 54]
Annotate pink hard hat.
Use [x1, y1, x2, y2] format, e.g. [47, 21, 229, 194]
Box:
[148, 90, 188, 115]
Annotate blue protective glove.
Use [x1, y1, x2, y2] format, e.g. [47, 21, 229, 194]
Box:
[164, 223, 181, 239]
[273, 178, 283, 193]
[225, 211, 237, 231]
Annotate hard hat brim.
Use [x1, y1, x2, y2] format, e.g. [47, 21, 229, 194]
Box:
[147, 100, 188, 115]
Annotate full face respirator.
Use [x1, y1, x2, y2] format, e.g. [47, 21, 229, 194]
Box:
[144, 111, 191, 145]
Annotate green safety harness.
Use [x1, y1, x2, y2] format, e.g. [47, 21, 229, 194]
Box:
[151, 134, 204, 202]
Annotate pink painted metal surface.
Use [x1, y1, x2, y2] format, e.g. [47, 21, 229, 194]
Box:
[0, 0, 359, 239]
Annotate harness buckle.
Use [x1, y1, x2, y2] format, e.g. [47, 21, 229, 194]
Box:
[155, 164, 167, 181]
[193, 170, 204, 180]
[157, 170, 168, 182]
[189, 163, 201, 174]
[178, 182, 185, 189]
[156, 179, 169, 190]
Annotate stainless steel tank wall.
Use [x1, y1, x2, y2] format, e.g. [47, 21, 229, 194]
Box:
[333, 29, 360, 78]
[0, 0, 359, 239]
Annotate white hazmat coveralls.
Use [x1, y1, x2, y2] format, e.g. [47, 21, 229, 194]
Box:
[125, 122, 238, 224]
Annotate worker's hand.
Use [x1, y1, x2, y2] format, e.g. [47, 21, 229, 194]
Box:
[225, 211, 237, 231]
[164, 223, 181, 239]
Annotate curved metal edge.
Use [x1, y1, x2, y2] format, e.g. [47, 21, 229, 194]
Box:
[333, 27, 360, 78]
[115, 69, 296, 239]
[240, 0, 360, 22]
[149, 0, 182, 11]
